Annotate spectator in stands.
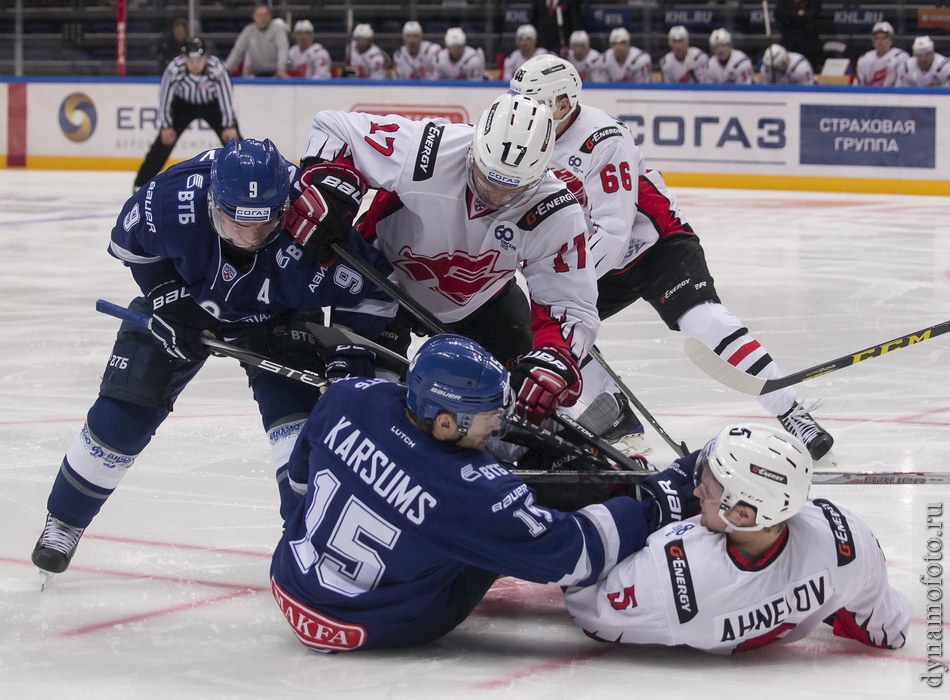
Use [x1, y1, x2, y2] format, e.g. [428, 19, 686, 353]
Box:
[392, 21, 440, 79]
[153, 18, 189, 75]
[134, 38, 240, 191]
[775, 0, 823, 71]
[854, 21, 908, 86]
[288, 19, 331, 79]
[759, 43, 816, 84]
[434, 27, 486, 80]
[225, 2, 289, 78]
[503, 24, 548, 80]
[565, 30, 600, 81]
[591, 27, 652, 83]
[705, 28, 754, 84]
[344, 23, 390, 79]
[897, 36, 950, 87]
[659, 25, 708, 83]
[530, 0, 586, 55]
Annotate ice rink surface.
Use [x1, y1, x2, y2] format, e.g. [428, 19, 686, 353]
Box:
[1, 170, 948, 699]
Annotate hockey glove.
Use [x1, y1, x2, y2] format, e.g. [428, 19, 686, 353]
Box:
[147, 279, 218, 362]
[511, 346, 583, 424]
[284, 162, 368, 266]
[322, 344, 377, 381]
[636, 455, 700, 530]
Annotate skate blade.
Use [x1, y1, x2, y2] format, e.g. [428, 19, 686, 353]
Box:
[38, 569, 56, 592]
[814, 450, 838, 469]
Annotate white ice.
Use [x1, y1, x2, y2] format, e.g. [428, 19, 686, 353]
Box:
[1, 170, 948, 699]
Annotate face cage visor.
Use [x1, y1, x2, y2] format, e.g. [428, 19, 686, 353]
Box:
[467, 150, 545, 212]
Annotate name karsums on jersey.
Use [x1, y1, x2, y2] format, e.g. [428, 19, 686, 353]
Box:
[323, 414, 437, 524]
[714, 571, 830, 644]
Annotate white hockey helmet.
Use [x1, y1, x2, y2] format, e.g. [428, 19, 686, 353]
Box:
[403, 20, 422, 37]
[469, 93, 554, 208]
[569, 30, 590, 47]
[509, 55, 582, 116]
[516, 24, 538, 42]
[352, 23, 373, 40]
[762, 43, 789, 71]
[293, 19, 314, 34]
[697, 423, 812, 531]
[913, 35, 935, 54]
[872, 21, 895, 37]
[668, 25, 689, 45]
[709, 27, 732, 49]
[445, 27, 466, 47]
[609, 27, 631, 45]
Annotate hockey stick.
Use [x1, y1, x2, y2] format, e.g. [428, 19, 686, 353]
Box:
[683, 319, 950, 396]
[588, 346, 690, 457]
[513, 469, 950, 485]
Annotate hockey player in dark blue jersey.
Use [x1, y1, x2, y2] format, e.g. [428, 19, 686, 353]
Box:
[270, 334, 698, 652]
[31, 138, 396, 586]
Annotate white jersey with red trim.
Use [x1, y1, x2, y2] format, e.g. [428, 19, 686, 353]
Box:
[345, 42, 390, 79]
[433, 46, 485, 80]
[855, 47, 909, 86]
[301, 111, 599, 358]
[659, 47, 709, 83]
[705, 49, 754, 84]
[392, 40, 441, 79]
[564, 499, 911, 654]
[503, 47, 550, 80]
[549, 105, 646, 276]
[896, 52, 950, 86]
[592, 47, 653, 83]
[567, 48, 602, 82]
[289, 43, 331, 79]
[760, 51, 816, 85]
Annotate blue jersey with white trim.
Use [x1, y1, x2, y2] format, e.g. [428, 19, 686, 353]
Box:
[109, 147, 393, 336]
[271, 378, 656, 634]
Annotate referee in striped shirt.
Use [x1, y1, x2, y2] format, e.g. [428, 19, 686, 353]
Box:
[134, 37, 242, 190]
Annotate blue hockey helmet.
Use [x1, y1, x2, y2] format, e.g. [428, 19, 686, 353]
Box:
[406, 334, 512, 435]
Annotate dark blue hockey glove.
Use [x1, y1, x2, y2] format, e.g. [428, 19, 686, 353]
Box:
[147, 279, 218, 362]
[322, 344, 377, 381]
[637, 454, 700, 530]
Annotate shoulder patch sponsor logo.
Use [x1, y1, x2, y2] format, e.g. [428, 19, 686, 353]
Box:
[516, 190, 579, 231]
[123, 204, 141, 231]
[413, 122, 444, 181]
[664, 539, 698, 623]
[814, 498, 857, 566]
[580, 126, 622, 153]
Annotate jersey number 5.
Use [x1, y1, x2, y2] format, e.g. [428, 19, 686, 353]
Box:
[290, 469, 401, 597]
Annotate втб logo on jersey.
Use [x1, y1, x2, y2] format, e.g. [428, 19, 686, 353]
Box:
[392, 247, 514, 306]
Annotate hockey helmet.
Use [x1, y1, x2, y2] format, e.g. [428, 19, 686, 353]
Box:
[406, 334, 512, 435]
[762, 44, 789, 71]
[516, 24, 538, 42]
[403, 20, 422, 37]
[609, 27, 631, 46]
[709, 28, 732, 49]
[445, 27, 467, 47]
[509, 55, 582, 116]
[469, 93, 554, 209]
[668, 25, 689, 45]
[293, 20, 314, 34]
[913, 35, 935, 54]
[569, 30, 590, 48]
[209, 139, 290, 251]
[352, 23, 374, 40]
[872, 21, 895, 37]
[696, 423, 812, 531]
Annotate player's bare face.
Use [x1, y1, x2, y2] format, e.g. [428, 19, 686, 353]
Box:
[572, 44, 589, 61]
[873, 33, 891, 55]
[713, 45, 731, 63]
[694, 465, 730, 532]
[457, 409, 504, 450]
[670, 39, 688, 60]
[917, 52, 935, 71]
[185, 57, 207, 75]
[404, 35, 421, 54]
[612, 42, 629, 62]
[214, 211, 282, 252]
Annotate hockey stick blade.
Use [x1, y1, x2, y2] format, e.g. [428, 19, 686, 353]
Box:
[684, 319, 950, 396]
[514, 469, 950, 485]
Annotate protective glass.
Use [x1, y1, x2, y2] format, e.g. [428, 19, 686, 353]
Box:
[209, 202, 283, 252]
[467, 152, 543, 211]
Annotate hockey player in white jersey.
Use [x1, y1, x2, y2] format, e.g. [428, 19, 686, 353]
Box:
[592, 27, 653, 83]
[434, 27, 485, 81]
[510, 56, 836, 461]
[897, 35, 950, 86]
[759, 43, 816, 84]
[288, 20, 331, 79]
[659, 26, 708, 83]
[705, 28, 754, 84]
[392, 21, 440, 80]
[855, 21, 909, 86]
[344, 23, 389, 79]
[503, 24, 549, 80]
[566, 30, 601, 82]
[289, 94, 598, 425]
[564, 424, 911, 653]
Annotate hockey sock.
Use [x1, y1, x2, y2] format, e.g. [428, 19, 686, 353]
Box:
[269, 417, 308, 521]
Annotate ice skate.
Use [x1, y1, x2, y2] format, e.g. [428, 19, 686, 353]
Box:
[778, 400, 834, 462]
[600, 393, 653, 456]
[32, 513, 85, 590]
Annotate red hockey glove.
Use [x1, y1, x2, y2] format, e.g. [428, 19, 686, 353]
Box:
[511, 346, 582, 424]
[284, 163, 368, 265]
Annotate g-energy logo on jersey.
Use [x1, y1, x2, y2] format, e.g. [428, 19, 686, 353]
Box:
[580, 126, 622, 153]
[750, 463, 787, 484]
[664, 540, 698, 623]
[815, 498, 857, 566]
[412, 122, 444, 181]
[517, 191, 578, 231]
